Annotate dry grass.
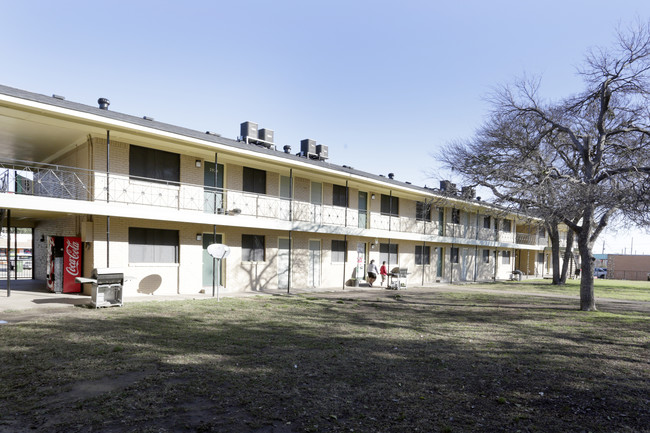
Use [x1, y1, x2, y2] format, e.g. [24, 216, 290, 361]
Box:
[480, 278, 650, 301]
[0, 288, 648, 432]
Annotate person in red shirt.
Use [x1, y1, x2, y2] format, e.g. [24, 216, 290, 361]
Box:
[380, 261, 388, 287]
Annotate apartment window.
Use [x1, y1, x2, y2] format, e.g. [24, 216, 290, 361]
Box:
[502, 219, 512, 232]
[415, 245, 431, 265]
[129, 227, 178, 263]
[242, 234, 265, 262]
[502, 250, 511, 264]
[538, 227, 546, 238]
[483, 216, 491, 229]
[416, 201, 431, 221]
[451, 208, 461, 224]
[129, 145, 180, 183]
[332, 184, 348, 207]
[331, 240, 347, 263]
[379, 243, 398, 265]
[537, 252, 545, 263]
[451, 247, 459, 264]
[243, 167, 266, 194]
[483, 249, 491, 263]
[380, 195, 399, 216]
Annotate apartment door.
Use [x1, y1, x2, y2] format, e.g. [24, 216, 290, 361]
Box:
[202, 233, 224, 287]
[358, 191, 368, 228]
[278, 238, 290, 290]
[461, 248, 470, 281]
[308, 240, 321, 288]
[436, 247, 444, 278]
[311, 182, 322, 224]
[356, 242, 367, 280]
[204, 162, 224, 214]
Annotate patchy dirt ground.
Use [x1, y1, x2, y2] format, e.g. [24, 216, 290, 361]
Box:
[1, 288, 648, 432]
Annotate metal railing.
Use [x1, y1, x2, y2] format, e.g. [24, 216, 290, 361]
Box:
[0, 258, 33, 280]
[1, 158, 546, 246]
[516, 233, 539, 245]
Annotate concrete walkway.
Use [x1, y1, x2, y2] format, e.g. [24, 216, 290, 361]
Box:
[0, 279, 264, 314]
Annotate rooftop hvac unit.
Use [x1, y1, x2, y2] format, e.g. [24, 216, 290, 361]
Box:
[257, 128, 274, 148]
[440, 180, 457, 194]
[316, 144, 328, 160]
[240, 121, 258, 141]
[258, 128, 274, 143]
[301, 139, 316, 157]
[461, 186, 476, 199]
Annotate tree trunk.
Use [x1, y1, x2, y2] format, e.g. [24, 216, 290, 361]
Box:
[577, 228, 597, 311]
[548, 224, 561, 284]
[560, 229, 575, 284]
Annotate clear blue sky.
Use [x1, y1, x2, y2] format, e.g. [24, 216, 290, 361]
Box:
[1, 0, 649, 254]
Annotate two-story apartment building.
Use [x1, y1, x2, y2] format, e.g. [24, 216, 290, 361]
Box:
[0, 84, 555, 297]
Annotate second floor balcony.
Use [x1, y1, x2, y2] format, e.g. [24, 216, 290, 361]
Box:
[0, 158, 548, 246]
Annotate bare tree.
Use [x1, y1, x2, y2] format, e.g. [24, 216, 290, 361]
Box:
[441, 21, 650, 310]
[441, 109, 578, 284]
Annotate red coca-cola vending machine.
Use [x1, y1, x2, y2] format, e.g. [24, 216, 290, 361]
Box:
[46, 236, 82, 293]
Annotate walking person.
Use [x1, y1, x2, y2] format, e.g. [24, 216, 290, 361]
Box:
[367, 259, 379, 287]
[380, 261, 388, 287]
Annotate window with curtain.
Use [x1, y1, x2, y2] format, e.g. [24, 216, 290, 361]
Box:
[416, 201, 431, 221]
[483, 216, 491, 229]
[483, 249, 491, 263]
[129, 145, 180, 183]
[502, 250, 511, 264]
[415, 245, 430, 265]
[243, 167, 266, 194]
[380, 195, 399, 216]
[332, 184, 348, 207]
[451, 247, 459, 264]
[242, 234, 265, 261]
[331, 240, 347, 262]
[451, 208, 461, 224]
[129, 227, 178, 263]
[379, 243, 398, 265]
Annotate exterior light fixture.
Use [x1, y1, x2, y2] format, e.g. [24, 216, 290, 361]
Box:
[371, 194, 376, 200]
[196, 234, 202, 241]
[195, 160, 202, 168]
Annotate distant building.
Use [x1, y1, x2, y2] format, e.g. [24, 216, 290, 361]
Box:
[607, 255, 650, 281]
[593, 254, 608, 268]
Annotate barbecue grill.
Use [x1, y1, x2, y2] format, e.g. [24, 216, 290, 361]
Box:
[76, 268, 124, 308]
[388, 267, 408, 290]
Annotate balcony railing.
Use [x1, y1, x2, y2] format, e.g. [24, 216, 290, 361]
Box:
[516, 233, 539, 245]
[0, 159, 545, 246]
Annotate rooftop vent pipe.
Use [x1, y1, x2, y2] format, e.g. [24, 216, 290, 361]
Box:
[98, 98, 110, 110]
[283, 145, 291, 154]
[388, 173, 395, 179]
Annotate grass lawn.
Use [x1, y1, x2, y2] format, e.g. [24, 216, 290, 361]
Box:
[482, 278, 650, 302]
[0, 289, 648, 432]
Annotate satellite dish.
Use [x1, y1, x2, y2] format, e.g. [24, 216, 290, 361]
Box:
[207, 243, 230, 259]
